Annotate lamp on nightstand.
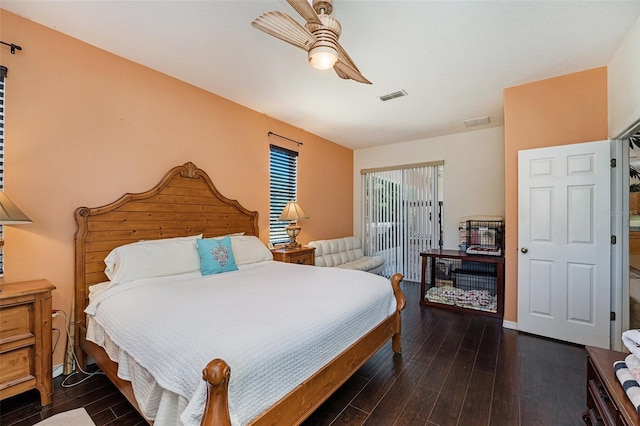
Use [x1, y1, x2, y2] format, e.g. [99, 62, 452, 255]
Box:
[278, 200, 309, 248]
[0, 191, 32, 247]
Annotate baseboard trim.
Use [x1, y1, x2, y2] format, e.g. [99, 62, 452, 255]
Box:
[53, 363, 64, 378]
[502, 320, 517, 330]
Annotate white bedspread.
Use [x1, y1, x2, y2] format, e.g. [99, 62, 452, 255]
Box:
[85, 261, 397, 426]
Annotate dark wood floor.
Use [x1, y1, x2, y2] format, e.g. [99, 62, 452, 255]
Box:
[1, 281, 587, 426]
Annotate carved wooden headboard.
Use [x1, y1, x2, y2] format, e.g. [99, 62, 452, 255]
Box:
[74, 161, 259, 330]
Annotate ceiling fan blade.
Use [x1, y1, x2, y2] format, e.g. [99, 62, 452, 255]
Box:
[252, 11, 317, 50]
[335, 42, 361, 73]
[334, 66, 350, 80]
[287, 0, 323, 25]
[334, 58, 372, 85]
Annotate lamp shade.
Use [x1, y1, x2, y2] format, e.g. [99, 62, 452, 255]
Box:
[278, 201, 309, 222]
[0, 191, 32, 224]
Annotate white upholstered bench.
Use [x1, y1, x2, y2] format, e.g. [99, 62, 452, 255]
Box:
[307, 236, 385, 275]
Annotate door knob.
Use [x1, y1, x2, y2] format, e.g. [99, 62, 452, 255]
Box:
[521, 247, 528, 253]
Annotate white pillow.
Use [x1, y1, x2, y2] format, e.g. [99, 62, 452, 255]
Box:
[104, 234, 202, 285]
[229, 235, 273, 265]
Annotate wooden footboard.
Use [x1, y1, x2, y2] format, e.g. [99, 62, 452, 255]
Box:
[200, 273, 405, 426]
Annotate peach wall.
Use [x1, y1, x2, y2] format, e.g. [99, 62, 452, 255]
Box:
[0, 10, 353, 367]
[503, 67, 608, 323]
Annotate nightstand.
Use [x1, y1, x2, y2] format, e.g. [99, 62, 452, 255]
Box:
[271, 246, 316, 266]
[0, 279, 56, 406]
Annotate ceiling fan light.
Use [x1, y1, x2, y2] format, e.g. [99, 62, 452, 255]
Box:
[308, 45, 338, 70]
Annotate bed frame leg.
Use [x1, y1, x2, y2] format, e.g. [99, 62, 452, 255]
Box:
[201, 359, 232, 426]
[390, 273, 405, 355]
[392, 330, 402, 354]
[74, 333, 88, 372]
[75, 348, 87, 372]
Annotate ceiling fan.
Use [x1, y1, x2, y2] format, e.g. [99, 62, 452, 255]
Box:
[251, 0, 371, 84]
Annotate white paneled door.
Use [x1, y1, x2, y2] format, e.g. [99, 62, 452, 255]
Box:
[518, 140, 611, 348]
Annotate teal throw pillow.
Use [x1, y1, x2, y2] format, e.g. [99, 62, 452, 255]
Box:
[196, 237, 238, 275]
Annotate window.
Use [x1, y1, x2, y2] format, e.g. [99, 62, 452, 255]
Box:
[362, 162, 444, 280]
[269, 145, 298, 243]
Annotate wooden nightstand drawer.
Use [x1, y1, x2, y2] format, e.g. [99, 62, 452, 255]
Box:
[0, 280, 55, 406]
[271, 246, 316, 266]
[0, 346, 35, 384]
[1, 303, 34, 343]
[287, 251, 314, 265]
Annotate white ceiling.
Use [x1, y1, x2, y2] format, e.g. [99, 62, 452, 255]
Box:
[2, 1, 639, 150]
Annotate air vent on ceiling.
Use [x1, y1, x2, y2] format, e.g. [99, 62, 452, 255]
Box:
[464, 116, 491, 127]
[379, 89, 408, 101]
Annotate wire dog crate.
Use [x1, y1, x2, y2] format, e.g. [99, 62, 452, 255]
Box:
[464, 220, 503, 256]
[420, 249, 504, 317]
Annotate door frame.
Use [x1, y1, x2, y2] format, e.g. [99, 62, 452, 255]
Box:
[613, 118, 640, 351]
[611, 138, 626, 351]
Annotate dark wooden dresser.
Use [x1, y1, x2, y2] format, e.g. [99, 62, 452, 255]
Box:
[584, 346, 640, 425]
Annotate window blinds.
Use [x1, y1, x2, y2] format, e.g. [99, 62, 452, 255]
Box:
[269, 145, 298, 243]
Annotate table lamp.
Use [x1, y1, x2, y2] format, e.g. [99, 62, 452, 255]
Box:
[278, 201, 309, 248]
[0, 191, 32, 247]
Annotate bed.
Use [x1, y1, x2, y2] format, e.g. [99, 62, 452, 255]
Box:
[74, 161, 405, 425]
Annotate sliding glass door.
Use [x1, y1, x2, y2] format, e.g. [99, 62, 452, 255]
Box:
[362, 162, 443, 281]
